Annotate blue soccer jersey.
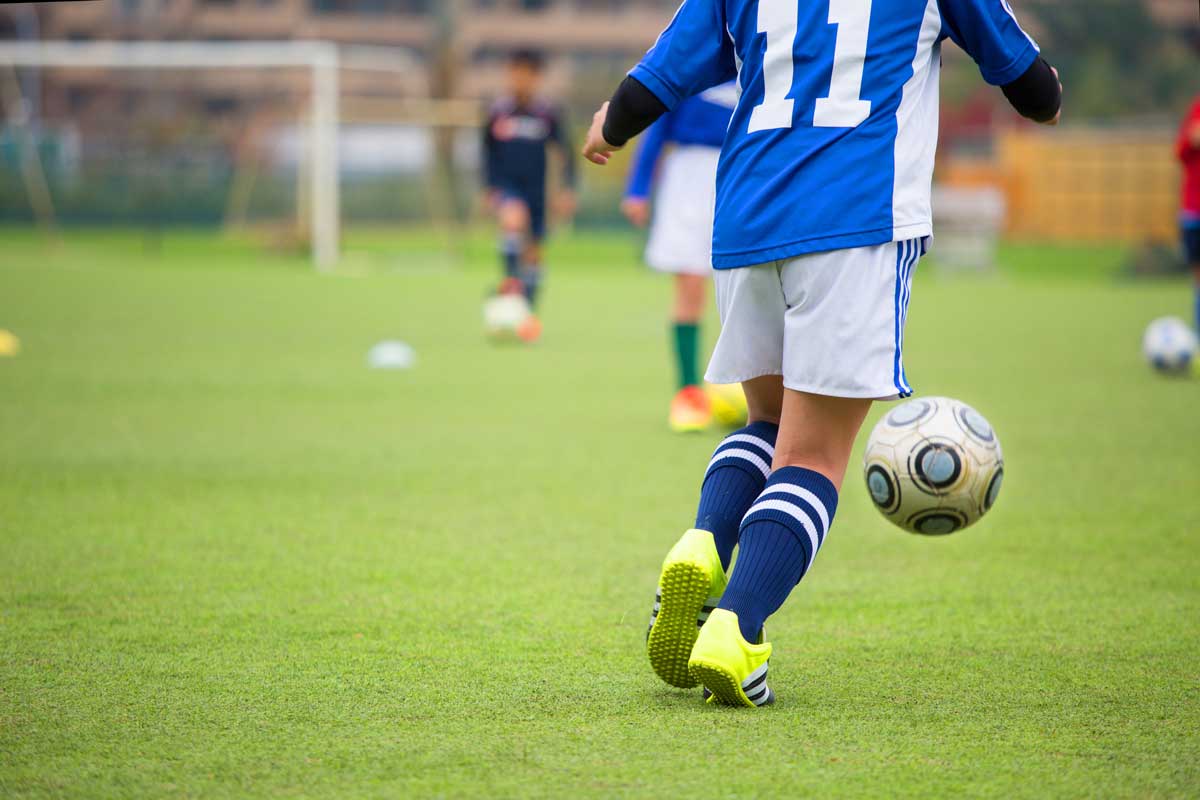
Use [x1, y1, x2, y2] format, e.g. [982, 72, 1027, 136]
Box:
[629, 0, 1040, 268]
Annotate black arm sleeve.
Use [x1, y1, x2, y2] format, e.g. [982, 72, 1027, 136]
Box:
[602, 76, 669, 148]
[1001, 57, 1061, 123]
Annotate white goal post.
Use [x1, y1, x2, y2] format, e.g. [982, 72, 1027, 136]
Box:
[0, 40, 424, 270]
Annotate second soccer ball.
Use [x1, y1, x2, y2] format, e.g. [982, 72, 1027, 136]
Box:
[1142, 316, 1197, 375]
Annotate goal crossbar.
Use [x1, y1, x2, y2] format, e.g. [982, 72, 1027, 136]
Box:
[0, 40, 421, 270]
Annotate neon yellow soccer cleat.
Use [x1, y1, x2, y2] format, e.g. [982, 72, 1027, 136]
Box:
[646, 529, 727, 688]
[688, 608, 774, 707]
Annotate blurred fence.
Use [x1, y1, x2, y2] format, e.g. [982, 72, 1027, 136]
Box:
[943, 127, 1179, 244]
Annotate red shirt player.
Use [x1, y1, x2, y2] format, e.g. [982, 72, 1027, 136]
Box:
[1176, 94, 1200, 333]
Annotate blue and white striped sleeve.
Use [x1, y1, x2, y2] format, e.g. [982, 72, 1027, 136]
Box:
[938, 0, 1040, 86]
[629, 0, 738, 111]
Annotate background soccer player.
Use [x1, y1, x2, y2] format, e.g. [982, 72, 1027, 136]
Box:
[585, 0, 1061, 707]
[1177, 92, 1200, 337]
[483, 49, 577, 330]
[621, 83, 736, 432]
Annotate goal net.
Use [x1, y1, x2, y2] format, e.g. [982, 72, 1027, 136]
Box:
[0, 40, 481, 269]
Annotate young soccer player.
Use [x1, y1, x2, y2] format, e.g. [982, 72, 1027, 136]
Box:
[622, 83, 738, 432]
[1176, 93, 1200, 337]
[483, 49, 577, 336]
[584, 0, 1061, 706]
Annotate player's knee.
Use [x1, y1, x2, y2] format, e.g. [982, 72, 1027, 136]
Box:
[499, 201, 530, 233]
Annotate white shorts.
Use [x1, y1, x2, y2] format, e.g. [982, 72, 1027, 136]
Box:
[645, 146, 720, 275]
[705, 238, 925, 401]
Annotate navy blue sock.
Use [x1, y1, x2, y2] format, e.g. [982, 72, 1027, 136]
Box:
[501, 234, 521, 280]
[521, 265, 543, 308]
[694, 421, 779, 571]
[718, 466, 839, 642]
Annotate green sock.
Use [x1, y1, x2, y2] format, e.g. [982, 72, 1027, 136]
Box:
[672, 322, 701, 389]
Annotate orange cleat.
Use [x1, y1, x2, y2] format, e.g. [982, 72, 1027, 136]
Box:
[669, 385, 712, 433]
[516, 314, 543, 343]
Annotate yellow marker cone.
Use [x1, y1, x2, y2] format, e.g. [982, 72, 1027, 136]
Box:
[0, 330, 21, 357]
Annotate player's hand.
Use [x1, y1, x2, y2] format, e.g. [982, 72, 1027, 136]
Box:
[555, 189, 578, 221]
[582, 102, 622, 166]
[1043, 67, 1062, 126]
[621, 197, 650, 228]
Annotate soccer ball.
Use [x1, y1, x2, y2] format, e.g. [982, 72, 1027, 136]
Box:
[862, 396, 1004, 536]
[1142, 317, 1197, 375]
[706, 383, 748, 427]
[483, 293, 532, 341]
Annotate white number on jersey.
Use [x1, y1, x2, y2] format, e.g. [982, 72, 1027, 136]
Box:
[813, 0, 873, 127]
[749, 0, 874, 133]
[747, 0, 799, 133]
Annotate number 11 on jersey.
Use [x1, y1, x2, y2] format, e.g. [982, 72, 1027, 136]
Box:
[749, 0, 874, 133]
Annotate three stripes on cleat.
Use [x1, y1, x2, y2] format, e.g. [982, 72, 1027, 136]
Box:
[690, 659, 774, 708]
[739, 662, 774, 707]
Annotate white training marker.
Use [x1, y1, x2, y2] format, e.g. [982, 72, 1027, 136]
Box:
[367, 340, 416, 370]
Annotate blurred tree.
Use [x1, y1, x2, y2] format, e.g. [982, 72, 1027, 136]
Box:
[1028, 0, 1198, 120]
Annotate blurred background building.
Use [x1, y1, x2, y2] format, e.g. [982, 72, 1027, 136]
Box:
[0, 0, 1197, 252]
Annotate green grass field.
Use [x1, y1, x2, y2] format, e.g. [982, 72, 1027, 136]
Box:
[2, 229, 1198, 798]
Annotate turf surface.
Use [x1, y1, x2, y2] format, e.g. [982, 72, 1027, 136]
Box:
[2, 229, 1198, 798]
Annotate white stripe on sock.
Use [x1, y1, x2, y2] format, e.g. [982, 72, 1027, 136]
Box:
[743, 498, 821, 562]
[757, 483, 830, 535]
[706, 448, 770, 479]
[718, 434, 776, 458]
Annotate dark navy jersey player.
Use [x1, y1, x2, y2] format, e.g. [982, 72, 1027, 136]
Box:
[483, 49, 577, 325]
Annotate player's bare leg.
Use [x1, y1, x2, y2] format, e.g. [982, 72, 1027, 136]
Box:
[673, 273, 706, 323]
[690, 386, 871, 706]
[522, 240, 544, 308]
[772, 390, 873, 487]
[497, 197, 531, 295]
[740, 374, 784, 426]
[668, 273, 711, 432]
[498, 199, 545, 312]
[492, 198, 541, 342]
